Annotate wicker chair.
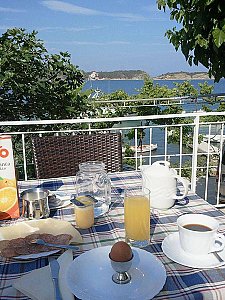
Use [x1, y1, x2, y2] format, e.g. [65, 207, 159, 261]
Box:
[32, 133, 122, 179]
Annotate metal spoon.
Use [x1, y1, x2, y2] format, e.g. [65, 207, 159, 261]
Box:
[31, 239, 79, 251]
[213, 251, 224, 263]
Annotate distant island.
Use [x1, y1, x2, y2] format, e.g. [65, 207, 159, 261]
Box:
[154, 71, 212, 80]
[83, 70, 212, 80]
[83, 70, 149, 80]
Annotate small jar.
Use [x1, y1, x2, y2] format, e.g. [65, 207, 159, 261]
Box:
[74, 197, 94, 229]
[75, 161, 111, 217]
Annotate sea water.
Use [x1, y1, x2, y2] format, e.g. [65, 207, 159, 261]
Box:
[83, 79, 225, 204]
[83, 79, 224, 163]
[83, 78, 225, 96]
[83, 78, 224, 112]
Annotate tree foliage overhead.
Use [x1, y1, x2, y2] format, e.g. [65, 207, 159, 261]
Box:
[157, 0, 225, 82]
[0, 28, 86, 121]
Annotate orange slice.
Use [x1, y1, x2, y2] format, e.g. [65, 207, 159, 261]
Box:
[0, 178, 16, 189]
[0, 187, 18, 212]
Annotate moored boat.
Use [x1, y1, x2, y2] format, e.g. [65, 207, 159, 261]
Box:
[123, 144, 157, 153]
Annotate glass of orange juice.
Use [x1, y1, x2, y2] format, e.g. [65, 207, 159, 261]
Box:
[124, 187, 150, 248]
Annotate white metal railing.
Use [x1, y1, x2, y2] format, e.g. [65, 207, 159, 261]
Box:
[1, 111, 225, 207]
[92, 94, 225, 108]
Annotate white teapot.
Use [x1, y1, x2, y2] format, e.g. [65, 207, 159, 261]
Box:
[139, 161, 189, 210]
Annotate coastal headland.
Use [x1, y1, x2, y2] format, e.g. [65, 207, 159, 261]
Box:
[154, 71, 212, 80]
[84, 70, 212, 81]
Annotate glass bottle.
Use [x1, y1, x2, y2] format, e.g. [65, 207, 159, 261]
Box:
[75, 161, 111, 217]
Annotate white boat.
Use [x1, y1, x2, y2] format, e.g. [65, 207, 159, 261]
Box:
[123, 144, 157, 153]
[203, 134, 225, 143]
[198, 141, 219, 154]
[88, 89, 102, 99]
[189, 141, 219, 154]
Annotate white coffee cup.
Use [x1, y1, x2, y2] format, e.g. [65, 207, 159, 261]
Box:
[177, 213, 225, 256]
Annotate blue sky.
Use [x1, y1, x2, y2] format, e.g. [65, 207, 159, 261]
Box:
[0, 0, 207, 76]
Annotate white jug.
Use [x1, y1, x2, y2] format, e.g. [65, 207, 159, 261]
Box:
[140, 161, 189, 210]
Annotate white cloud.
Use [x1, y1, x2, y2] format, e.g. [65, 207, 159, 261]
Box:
[0, 7, 26, 13]
[42, 1, 99, 15]
[37, 25, 102, 32]
[108, 41, 130, 45]
[0, 25, 102, 33]
[47, 40, 130, 46]
[42, 1, 147, 21]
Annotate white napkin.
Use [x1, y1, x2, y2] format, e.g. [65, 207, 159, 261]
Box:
[13, 250, 74, 300]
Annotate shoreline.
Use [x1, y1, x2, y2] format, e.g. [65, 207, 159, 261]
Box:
[87, 77, 214, 81]
[85, 70, 214, 81]
[153, 78, 213, 81]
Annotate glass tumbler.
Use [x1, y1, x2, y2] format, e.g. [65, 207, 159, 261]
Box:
[75, 161, 111, 217]
[124, 187, 150, 248]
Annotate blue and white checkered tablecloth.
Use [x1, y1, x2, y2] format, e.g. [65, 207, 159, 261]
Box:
[1, 171, 225, 299]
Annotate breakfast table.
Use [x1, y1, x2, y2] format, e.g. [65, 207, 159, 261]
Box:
[1, 170, 225, 299]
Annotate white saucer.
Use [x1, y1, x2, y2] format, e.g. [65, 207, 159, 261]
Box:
[66, 246, 166, 300]
[49, 199, 71, 210]
[48, 191, 71, 210]
[162, 232, 225, 269]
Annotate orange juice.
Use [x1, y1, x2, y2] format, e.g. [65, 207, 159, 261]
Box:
[74, 196, 94, 229]
[124, 194, 150, 242]
[75, 205, 94, 229]
[0, 135, 20, 219]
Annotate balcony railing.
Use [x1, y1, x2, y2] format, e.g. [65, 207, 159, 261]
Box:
[1, 110, 225, 208]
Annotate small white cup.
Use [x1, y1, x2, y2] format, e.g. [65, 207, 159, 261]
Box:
[177, 213, 225, 256]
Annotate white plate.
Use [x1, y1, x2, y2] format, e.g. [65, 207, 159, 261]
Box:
[162, 232, 225, 268]
[15, 250, 58, 260]
[0, 219, 82, 260]
[66, 246, 166, 300]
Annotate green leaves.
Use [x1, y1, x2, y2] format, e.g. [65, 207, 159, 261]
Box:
[196, 34, 208, 48]
[157, 0, 166, 10]
[157, 0, 225, 82]
[212, 27, 225, 48]
[0, 27, 85, 123]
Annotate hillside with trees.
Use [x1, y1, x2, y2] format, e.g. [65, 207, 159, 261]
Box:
[154, 71, 211, 80]
[84, 70, 212, 80]
[83, 70, 149, 80]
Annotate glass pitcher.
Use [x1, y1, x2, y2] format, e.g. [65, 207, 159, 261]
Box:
[75, 161, 111, 217]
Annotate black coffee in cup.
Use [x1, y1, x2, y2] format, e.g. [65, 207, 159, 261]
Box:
[177, 214, 225, 255]
[183, 224, 212, 232]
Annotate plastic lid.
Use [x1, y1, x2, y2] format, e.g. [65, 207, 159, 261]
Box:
[75, 195, 95, 207]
